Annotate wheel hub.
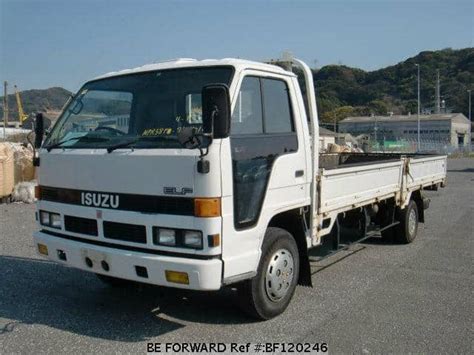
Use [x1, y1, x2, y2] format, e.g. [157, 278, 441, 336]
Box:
[265, 248, 294, 302]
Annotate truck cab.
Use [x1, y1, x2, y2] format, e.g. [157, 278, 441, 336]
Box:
[34, 58, 310, 295]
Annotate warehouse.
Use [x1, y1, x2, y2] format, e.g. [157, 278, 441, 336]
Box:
[339, 113, 471, 148]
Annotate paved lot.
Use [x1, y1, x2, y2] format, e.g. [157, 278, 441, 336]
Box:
[1, 158, 473, 353]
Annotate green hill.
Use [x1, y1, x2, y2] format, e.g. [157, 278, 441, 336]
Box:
[315, 47, 474, 123]
[0, 87, 72, 121]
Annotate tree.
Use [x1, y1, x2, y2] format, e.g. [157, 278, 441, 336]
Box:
[368, 100, 388, 115]
[321, 106, 354, 123]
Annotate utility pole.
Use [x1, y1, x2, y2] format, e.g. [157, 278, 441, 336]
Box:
[374, 115, 378, 144]
[468, 89, 472, 122]
[415, 64, 421, 151]
[3, 81, 8, 138]
[435, 69, 440, 114]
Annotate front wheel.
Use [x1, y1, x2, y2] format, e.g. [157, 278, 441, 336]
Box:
[238, 227, 300, 320]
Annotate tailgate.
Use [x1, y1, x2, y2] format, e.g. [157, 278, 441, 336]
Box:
[406, 155, 447, 189]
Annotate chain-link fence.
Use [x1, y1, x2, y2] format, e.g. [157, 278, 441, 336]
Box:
[362, 138, 472, 155]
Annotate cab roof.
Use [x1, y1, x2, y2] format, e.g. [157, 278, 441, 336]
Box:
[92, 58, 295, 81]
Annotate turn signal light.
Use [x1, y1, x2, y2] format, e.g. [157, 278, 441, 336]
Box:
[208, 234, 220, 247]
[165, 270, 189, 285]
[194, 198, 221, 217]
[38, 243, 48, 256]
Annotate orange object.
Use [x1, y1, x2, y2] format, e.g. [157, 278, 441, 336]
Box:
[194, 198, 221, 217]
[37, 243, 48, 255]
[165, 270, 189, 284]
[208, 234, 220, 247]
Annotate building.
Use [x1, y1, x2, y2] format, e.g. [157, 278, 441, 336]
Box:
[318, 126, 359, 151]
[339, 113, 471, 149]
[318, 127, 337, 150]
[471, 122, 474, 145]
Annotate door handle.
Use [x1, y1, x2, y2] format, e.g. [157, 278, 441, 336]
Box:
[295, 170, 304, 178]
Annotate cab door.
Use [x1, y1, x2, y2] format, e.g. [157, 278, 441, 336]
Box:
[220, 71, 309, 281]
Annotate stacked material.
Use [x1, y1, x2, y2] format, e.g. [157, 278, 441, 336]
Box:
[0, 143, 15, 198]
[0, 142, 36, 202]
[328, 143, 343, 153]
[328, 143, 351, 153]
[328, 143, 364, 154]
[9, 143, 35, 183]
[12, 181, 37, 204]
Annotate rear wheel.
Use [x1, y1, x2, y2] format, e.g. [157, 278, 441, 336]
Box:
[393, 200, 419, 244]
[238, 227, 300, 320]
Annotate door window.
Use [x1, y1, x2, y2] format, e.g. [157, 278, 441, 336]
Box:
[231, 77, 263, 134]
[262, 78, 294, 133]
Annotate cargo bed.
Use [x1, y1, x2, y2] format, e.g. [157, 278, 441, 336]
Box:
[317, 153, 447, 215]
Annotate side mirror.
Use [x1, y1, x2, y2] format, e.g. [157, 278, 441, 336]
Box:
[202, 84, 231, 139]
[34, 113, 44, 148]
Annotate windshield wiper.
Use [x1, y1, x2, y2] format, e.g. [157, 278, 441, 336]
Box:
[45, 136, 110, 152]
[106, 135, 177, 153]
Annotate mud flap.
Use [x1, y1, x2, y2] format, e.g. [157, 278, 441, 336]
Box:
[298, 249, 312, 287]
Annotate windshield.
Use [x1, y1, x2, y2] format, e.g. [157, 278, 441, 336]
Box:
[45, 66, 234, 149]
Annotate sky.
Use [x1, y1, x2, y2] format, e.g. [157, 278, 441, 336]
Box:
[1, 0, 473, 92]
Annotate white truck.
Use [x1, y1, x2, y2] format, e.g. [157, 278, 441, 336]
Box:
[32, 56, 447, 319]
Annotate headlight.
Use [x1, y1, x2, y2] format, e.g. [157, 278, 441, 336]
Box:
[153, 227, 203, 249]
[40, 211, 50, 226]
[50, 213, 62, 228]
[183, 231, 203, 249]
[39, 211, 62, 229]
[154, 228, 176, 246]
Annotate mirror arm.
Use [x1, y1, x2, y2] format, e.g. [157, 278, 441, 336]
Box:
[198, 145, 209, 159]
[197, 106, 218, 163]
[27, 128, 35, 150]
[210, 105, 218, 138]
[196, 107, 218, 174]
[202, 106, 218, 140]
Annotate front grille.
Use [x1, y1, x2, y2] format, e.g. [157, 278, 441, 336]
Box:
[103, 221, 146, 244]
[64, 216, 98, 236]
[39, 186, 194, 215]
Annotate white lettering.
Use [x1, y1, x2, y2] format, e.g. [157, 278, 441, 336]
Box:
[92, 194, 101, 206]
[101, 194, 110, 208]
[110, 195, 119, 208]
[80, 192, 119, 209]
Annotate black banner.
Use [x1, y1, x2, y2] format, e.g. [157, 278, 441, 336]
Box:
[40, 186, 194, 215]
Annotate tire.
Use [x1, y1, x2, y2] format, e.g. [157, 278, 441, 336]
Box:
[237, 227, 300, 320]
[393, 200, 419, 244]
[96, 274, 136, 288]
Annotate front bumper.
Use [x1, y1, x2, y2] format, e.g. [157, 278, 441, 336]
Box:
[33, 231, 223, 290]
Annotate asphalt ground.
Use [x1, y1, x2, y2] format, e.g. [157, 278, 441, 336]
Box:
[1, 158, 473, 353]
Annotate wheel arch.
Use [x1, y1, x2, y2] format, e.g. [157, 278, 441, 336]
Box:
[267, 207, 312, 287]
[410, 189, 425, 223]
